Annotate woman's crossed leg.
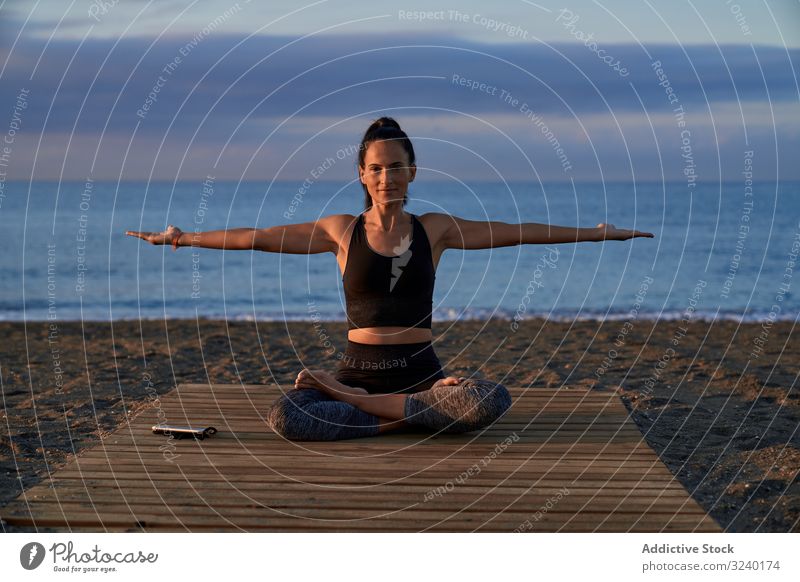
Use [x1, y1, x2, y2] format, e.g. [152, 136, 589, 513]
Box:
[265, 370, 512, 441]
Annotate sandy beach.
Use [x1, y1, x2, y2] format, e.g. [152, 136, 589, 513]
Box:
[1, 317, 797, 532]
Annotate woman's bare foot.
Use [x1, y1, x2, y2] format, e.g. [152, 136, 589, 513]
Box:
[294, 368, 368, 400]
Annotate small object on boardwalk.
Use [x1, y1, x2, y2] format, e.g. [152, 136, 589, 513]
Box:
[151, 425, 218, 440]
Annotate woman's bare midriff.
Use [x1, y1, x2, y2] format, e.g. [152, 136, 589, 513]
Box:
[348, 327, 433, 344]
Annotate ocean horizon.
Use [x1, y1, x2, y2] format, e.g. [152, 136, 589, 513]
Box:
[2, 179, 797, 323]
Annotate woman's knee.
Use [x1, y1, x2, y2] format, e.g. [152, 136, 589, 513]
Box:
[265, 393, 297, 439]
[460, 379, 512, 427]
[265, 388, 381, 442]
[265, 389, 319, 440]
[407, 378, 512, 433]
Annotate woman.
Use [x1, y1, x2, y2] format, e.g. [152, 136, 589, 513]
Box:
[127, 117, 653, 441]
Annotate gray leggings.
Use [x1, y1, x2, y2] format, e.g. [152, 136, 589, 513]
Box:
[265, 378, 512, 441]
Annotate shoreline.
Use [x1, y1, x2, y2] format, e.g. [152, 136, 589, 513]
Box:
[1, 318, 797, 532]
[4, 310, 798, 324]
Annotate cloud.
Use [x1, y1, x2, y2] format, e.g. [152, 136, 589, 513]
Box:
[0, 31, 797, 180]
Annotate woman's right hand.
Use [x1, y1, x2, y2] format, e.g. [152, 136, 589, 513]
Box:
[125, 224, 182, 246]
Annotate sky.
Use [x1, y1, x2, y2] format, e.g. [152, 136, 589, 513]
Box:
[0, 0, 797, 182]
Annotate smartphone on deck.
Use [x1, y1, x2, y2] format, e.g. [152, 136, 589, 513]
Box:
[151, 425, 218, 440]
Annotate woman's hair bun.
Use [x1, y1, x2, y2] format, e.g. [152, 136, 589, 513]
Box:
[368, 116, 401, 132]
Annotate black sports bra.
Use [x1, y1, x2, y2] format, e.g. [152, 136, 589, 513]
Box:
[342, 213, 435, 330]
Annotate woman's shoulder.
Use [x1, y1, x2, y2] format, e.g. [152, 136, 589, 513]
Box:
[318, 213, 360, 240]
[417, 212, 452, 233]
[416, 212, 455, 247]
[417, 212, 450, 224]
[319, 213, 358, 226]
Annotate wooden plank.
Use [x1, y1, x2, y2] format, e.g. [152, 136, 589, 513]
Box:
[1, 384, 721, 532]
[1, 509, 718, 532]
[44, 476, 691, 490]
[27, 485, 694, 500]
[1, 499, 713, 523]
[94, 444, 662, 457]
[2, 518, 715, 533]
[65, 458, 672, 470]
[1, 501, 708, 522]
[17, 489, 701, 509]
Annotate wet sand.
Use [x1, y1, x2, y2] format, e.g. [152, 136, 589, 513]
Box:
[0, 318, 797, 532]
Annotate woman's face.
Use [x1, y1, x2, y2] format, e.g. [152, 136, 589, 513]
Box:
[359, 139, 416, 207]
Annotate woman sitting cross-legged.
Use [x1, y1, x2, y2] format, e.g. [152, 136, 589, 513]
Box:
[127, 116, 652, 441]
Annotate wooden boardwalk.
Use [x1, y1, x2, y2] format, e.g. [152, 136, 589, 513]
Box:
[2, 383, 721, 532]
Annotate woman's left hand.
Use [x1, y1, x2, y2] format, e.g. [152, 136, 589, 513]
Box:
[595, 223, 654, 241]
[432, 376, 468, 389]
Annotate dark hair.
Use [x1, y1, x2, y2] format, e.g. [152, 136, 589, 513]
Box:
[358, 116, 416, 210]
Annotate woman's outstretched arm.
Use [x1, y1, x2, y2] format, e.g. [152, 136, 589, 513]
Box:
[125, 216, 342, 254]
[428, 213, 654, 250]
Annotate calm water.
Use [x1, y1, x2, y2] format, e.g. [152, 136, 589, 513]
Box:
[1, 180, 797, 322]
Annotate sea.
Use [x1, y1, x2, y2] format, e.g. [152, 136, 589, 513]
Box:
[1, 179, 798, 323]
